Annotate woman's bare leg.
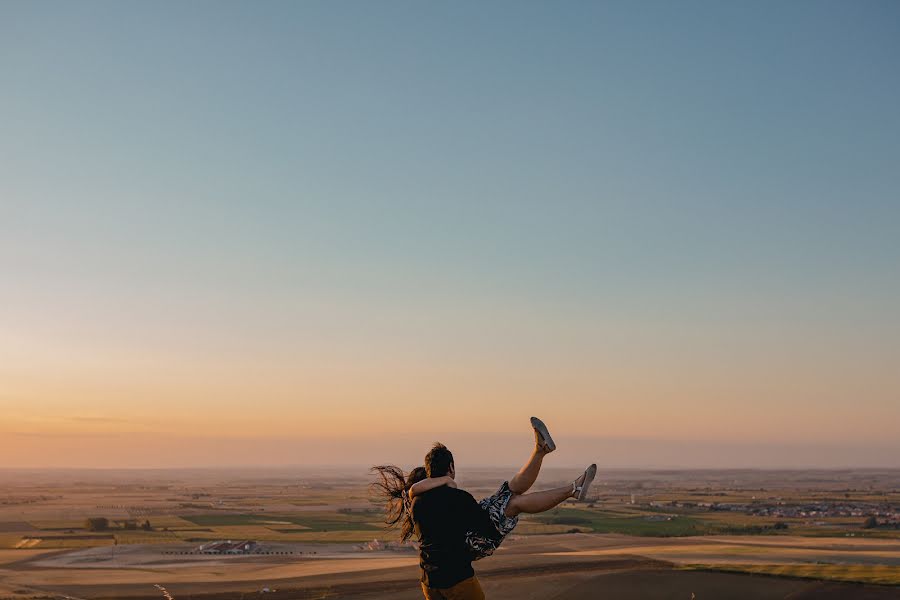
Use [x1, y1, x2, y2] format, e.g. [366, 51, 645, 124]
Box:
[504, 484, 573, 517]
[507, 430, 550, 494]
[504, 469, 590, 517]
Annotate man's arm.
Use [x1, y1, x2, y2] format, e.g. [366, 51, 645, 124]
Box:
[409, 476, 457, 499]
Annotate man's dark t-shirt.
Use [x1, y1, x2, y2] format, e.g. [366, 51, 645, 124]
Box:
[411, 485, 501, 589]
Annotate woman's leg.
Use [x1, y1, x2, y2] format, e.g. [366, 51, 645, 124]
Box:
[509, 417, 556, 494]
[504, 484, 573, 517]
[504, 469, 589, 517]
[507, 441, 548, 495]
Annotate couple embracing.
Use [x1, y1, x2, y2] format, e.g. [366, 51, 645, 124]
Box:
[373, 417, 597, 600]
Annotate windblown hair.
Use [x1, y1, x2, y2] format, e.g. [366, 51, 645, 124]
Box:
[370, 465, 427, 542]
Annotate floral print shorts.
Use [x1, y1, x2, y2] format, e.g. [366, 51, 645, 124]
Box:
[465, 481, 519, 560]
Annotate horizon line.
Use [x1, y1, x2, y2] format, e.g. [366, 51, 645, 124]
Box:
[3, 464, 900, 472]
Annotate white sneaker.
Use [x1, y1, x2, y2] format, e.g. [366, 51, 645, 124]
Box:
[530, 417, 556, 453]
[572, 464, 597, 501]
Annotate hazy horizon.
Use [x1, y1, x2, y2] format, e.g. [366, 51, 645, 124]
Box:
[2, 1, 899, 470]
[3, 430, 899, 470]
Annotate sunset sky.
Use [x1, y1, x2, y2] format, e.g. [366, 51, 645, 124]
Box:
[2, 1, 899, 468]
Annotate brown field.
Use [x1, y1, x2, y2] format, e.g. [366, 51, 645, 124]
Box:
[0, 468, 897, 599]
[5, 536, 898, 599]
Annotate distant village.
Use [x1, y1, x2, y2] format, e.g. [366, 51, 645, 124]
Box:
[649, 498, 900, 527]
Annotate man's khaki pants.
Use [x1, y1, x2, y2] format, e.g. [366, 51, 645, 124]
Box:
[421, 576, 485, 600]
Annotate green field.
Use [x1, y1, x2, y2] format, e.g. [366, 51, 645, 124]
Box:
[532, 508, 711, 536]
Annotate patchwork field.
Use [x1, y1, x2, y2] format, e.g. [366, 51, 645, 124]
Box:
[0, 468, 897, 598]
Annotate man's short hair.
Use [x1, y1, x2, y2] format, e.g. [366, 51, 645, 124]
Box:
[424, 443, 454, 477]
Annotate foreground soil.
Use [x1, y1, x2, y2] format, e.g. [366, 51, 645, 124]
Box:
[22, 564, 900, 600]
[6, 534, 899, 599]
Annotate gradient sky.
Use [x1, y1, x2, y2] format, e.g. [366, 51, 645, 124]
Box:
[2, 1, 899, 468]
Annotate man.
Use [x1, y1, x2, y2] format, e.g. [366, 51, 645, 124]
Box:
[411, 443, 501, 600]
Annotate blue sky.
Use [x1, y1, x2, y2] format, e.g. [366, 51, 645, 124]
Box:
[1, 1, 898, 467]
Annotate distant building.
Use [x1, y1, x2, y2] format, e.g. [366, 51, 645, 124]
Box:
[197, 540, 258, 554]
[365, 539, 383, 551]
[355, 538, 417, 552]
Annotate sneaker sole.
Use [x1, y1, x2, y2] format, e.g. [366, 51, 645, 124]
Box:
[576, 464, 597, 501]
[530, 417, 556, 452]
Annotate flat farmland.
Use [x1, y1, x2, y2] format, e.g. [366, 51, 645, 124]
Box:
[182, 512, 382, 532]
[6, 535, 899, 599]
[0, 468, 897, 598]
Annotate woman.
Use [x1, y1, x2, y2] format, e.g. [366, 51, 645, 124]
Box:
[372, 417, 596, 559]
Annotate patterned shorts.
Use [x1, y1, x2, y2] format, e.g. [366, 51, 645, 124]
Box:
[465, 481, 519, 560]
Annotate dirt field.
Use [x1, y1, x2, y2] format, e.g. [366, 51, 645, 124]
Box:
[2, 533, 897, 599]
[13, 556, 899, 600]
[541, 534, 900, 567]
[1, 468, 897, 599]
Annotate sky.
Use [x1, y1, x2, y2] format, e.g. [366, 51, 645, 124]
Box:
[1, 1, 899, 469]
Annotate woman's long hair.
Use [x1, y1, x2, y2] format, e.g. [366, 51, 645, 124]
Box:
[371, 465, 427, 542]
